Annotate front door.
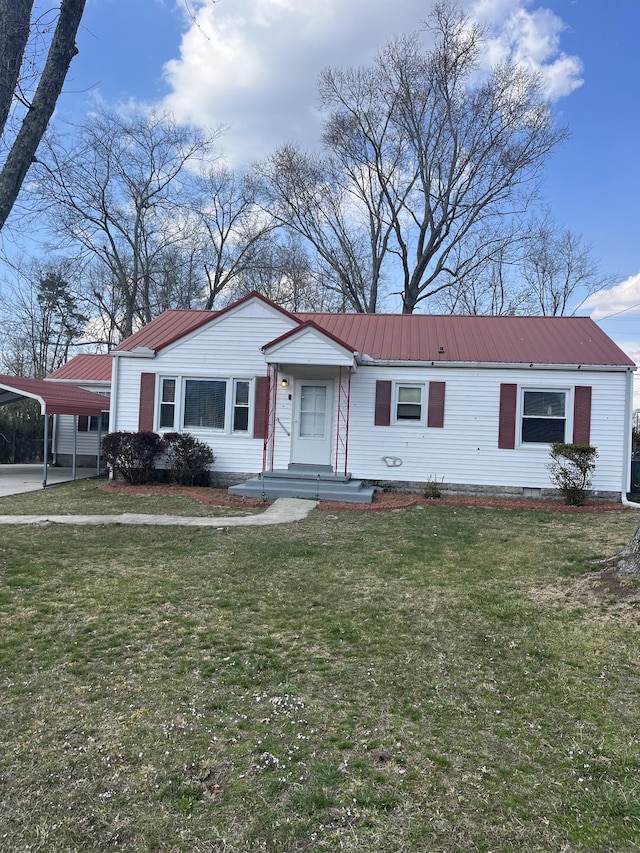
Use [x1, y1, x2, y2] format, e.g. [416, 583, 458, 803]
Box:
[291, 380, 333, 466]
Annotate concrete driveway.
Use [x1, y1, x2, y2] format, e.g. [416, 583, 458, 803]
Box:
[0, 464, 100, 497]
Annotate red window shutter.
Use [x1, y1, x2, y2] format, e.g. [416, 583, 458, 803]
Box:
[253, 375, 269, 439]
[573, 386, 592, 445]
[498, 383, 517, 449]
[138, 373, 156, 431]
[374, 380, 392, 426]
[78, 415, 89, 432]
[427, 381, 446, 428]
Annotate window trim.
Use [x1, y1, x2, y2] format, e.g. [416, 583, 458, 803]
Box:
[158, 377, 178, 430]
[393, 382, 425, 425]
[232, 379, 251, 433]
[519, 387, 569, 446]
[183, 377, 227, 431]
[88, 411, 110, 432]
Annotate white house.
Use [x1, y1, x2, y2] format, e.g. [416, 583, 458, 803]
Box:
[52, 292, 637, 503]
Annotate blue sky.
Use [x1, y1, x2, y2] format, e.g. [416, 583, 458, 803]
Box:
[55, 0, 640, 401]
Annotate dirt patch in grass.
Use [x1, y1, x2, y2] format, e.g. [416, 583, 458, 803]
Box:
[531, 564, 640, 623]
[585, 565, 640, 602]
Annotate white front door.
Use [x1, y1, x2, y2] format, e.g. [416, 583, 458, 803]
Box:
[291, 380, 333, 466]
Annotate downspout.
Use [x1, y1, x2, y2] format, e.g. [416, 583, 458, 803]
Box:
[109, 354, 119, 433]
[621, 368, 640, 508]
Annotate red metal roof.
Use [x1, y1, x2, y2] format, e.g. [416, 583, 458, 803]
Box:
[112, 294, 301, 354]
[48, 354, 113, 382]
[0, 375, 108, 416]
[296, 313, 634, 366]
[109, 294, 634, 368]
[112, 310, 218, 353]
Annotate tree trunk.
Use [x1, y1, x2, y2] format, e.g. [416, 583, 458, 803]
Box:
[0, 0, 87, 231]
[608, 523, 640, 577]
[0, 1, 34, 140]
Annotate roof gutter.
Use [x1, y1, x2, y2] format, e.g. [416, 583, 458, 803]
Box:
[358, 358, 635, 372]
[110, 347, 156, 358]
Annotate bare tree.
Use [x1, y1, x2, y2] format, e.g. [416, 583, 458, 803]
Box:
[433, 217, 610, 317]
[227, 231, 343, 313]
[519, 219, 611, 316]
[35, 108, 221, 340]
[259, 145, 388, 313]
[192, 165, 276, 310]
[433, 239, 524, 315]
[266, 2, 568, 314]
[0, 0, 87, 231]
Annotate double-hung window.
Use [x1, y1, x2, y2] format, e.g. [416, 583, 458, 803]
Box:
[521, 390, 566, 443]
[396, 384, 423, 422]
[233, 380, 250, 432]
[160, 378, 176, 429]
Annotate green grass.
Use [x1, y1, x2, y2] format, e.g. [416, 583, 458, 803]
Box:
[0, 478, 261, 516]
[0, 487, 639, 851]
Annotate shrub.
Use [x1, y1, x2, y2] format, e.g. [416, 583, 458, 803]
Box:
[423, 476, 444, 499]
[101, 431, 163, 485]
[547, 442, 598, 506]
[161, 432, 214, 486]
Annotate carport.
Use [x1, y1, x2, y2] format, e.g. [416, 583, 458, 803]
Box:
[0, 374, 109, 488]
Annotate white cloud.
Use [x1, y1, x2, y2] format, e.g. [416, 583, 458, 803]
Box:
[581, 273, 640, 320]
[162, 0, 428, 165]
[471, 0, 583, 99]
[161, 0, 583, 166]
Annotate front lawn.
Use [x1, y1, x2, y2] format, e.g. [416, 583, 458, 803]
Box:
[0, 479, 262, 517]
[0, 491, 638, 851]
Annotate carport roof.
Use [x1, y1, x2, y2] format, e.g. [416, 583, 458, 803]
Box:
[0, 374, 109, 416]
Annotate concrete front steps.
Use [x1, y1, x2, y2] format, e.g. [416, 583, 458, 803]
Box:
[228, 464, 375, 504]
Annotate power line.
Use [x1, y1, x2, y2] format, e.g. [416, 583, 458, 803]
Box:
[593, 300, 640, 322]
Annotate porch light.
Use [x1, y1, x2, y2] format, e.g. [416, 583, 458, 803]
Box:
[281, 377, 289, 388]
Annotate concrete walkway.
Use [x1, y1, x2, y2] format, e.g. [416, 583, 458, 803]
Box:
[0, 497, 318, 527]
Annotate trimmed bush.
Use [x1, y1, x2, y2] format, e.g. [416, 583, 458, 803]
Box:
[547, 442, 598, 506]
[161, 432, 214, 486]
[101, 431, 163, 485]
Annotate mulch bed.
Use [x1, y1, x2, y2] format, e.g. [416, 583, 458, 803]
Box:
[98, 483, 635, 513]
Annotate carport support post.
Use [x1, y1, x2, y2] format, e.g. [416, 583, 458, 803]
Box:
[42, 414, 49, 489]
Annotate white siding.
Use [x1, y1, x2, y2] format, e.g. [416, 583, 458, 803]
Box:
[345, 365, 628, 493]
[267, 327, 354, 366]
[114, 302, 298, 474]
[52, 382, 109, 458]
